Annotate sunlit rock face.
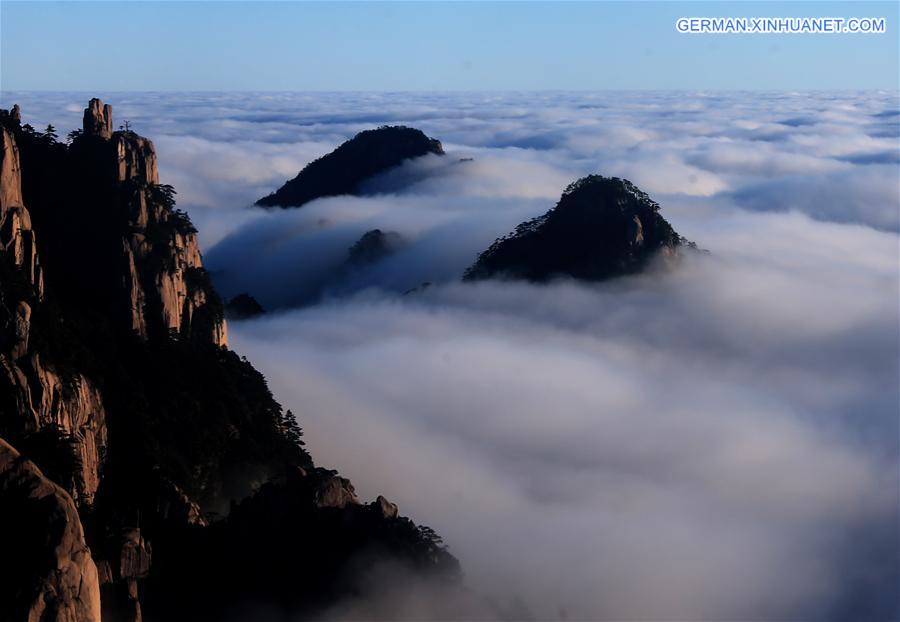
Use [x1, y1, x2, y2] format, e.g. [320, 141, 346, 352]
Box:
[1, 101, 225, 506]
[0, 437, 102, 622]
[0, 125, 24, 210]
[257, 125, 444, 208]
[83, 97, 113, 140]
[0, 125, 42, 295]
[114, 132, 159, 185]
[465, 175, 691, 282]
[0, 121, 105, 505]
[80, 98, 226, 346]
[314, 474, 360, 509]
[0, 99, 460, 621]
[14, 354, 108, 505]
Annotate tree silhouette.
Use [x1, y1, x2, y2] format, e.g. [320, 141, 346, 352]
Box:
[278, 409, 306, 451]
[150, 183, 177, 210]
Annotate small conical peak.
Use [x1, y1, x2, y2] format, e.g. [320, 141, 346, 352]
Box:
[464, 175, 692, 283]
[10, 105, 21, 124]
[83, 98, 113, 139]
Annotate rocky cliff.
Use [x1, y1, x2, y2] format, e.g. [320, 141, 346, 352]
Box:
[0, 121, 106, 508]
[79, 98, 225, 346]
[0, 100, 457, 622]
[0, 126, 42, 296]
[465, 175, 693, 282]
[256, 125, 444, 208]
[0, 438, 102, 622]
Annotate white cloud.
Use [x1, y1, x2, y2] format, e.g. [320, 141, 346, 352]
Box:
[4, 90, 898, 619]
[230, 217, 898, 618]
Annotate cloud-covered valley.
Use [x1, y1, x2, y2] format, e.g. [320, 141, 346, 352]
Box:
[4, 90, 897, 619]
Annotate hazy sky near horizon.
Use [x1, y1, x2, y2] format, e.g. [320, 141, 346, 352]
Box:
[1, 1, 898, 91]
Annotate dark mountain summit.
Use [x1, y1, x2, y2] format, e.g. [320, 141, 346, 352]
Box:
[465, 175, 693, 282]
[257, 126, 444, 208]
[0, 100, 457, 622]
[347, 228, 405, 266]
[224, 292, 265, 319]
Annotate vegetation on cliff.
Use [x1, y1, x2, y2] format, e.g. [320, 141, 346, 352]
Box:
[465, 175, 693, 282]
[0, 102, 457, 622]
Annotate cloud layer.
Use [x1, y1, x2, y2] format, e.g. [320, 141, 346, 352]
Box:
[232, 217, 898, 619]
[4, 90, 897, 619]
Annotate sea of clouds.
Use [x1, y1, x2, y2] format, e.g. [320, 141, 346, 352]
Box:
[4, 90, 898, 620]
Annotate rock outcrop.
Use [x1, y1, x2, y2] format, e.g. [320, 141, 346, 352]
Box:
[373, 494, 399, 519]
[19, 355, 108, 505]
[0, 119, 105, 506]
[114, 133, 159, 185]
[0, 437, 102, 622]
[0, 126, 24, 211]
[105, 528, 152, 621]
[83, 98, 113, 140]
[0, 100, 459, 621]
[79, 98, 226, 346]
[465, 175, 693, 282]
[347, 228, 405, 267]
[0, 334, 107, 509]
[314, 474, 360, 509]
[0, 125, 42, 295]
[256, 125, 444, 208]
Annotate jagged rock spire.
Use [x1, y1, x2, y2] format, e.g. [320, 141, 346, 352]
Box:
[83, 98, 113, 139]
[0, 126, 24, 211]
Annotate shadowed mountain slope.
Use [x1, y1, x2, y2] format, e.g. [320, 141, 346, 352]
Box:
[256, 125, 444, 208]
[465, 175, 693, 282]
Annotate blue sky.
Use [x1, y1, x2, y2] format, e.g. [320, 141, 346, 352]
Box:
[1, 1, 897, 91]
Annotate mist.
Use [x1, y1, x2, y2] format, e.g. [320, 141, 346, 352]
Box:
[3, 90, 896, 619]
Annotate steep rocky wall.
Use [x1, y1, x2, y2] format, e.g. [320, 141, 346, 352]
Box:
[120, 202, 227, 345]
[0, 126, 42, 296]
[0, 124, 106, 506]
[22, 354, 108, 504]
[1, 101, 225, 506]
[81, 99, 226, 346]
[0, 125, 24, 209]
[0, 99, 458, 622]
[0, 437, 102, 622]
[0, 353, 108, 506]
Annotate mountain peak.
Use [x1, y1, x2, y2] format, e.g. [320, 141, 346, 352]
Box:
[465, 175, 691, 282]
[256, 125, 444, 208]
[83, 97, 113, 139]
